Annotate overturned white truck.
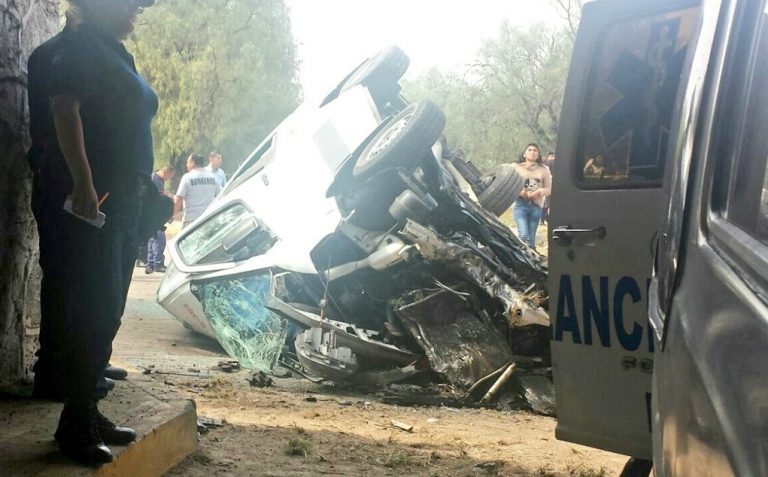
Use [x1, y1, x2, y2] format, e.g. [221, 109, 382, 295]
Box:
[157, 46, 551, 409]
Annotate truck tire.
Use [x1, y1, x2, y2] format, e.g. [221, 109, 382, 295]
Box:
[477, 164, 526, 216]
[321, 46, 409, 106]
[341, 45, 409, 94]
[619, 458, 652, 477]
[353, 101, 446, 178]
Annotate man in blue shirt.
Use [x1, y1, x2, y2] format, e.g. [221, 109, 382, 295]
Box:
[145, 165, 175, 274]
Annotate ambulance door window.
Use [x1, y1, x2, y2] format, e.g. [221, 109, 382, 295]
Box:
[729, 144, 768, 245]
[706, 0, 768, 286]
[721, 5, 768, 246]
[577, 8, 699, 188]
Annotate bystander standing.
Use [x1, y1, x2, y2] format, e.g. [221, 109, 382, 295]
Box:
[512, 143, 552, 250]
[145, 165, 175, 274]
[205, 151, 227, 189]
[175, 153, 220, 228]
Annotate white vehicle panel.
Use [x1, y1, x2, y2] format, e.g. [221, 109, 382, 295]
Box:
[158, 281, 216, 338]
[160, 85, 383, 334]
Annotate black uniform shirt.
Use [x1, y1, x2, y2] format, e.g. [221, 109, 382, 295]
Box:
[44, 22, 158, 194]
[27, 29, 70, 173]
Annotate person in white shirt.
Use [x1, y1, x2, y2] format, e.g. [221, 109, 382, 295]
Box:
[175, 153, 220, 228]
[205, 150, 227, 189]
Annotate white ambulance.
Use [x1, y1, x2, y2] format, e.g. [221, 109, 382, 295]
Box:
[550, 0, 768, 476]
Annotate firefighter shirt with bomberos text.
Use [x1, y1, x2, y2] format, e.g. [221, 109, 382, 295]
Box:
[176, 167, 221, 223]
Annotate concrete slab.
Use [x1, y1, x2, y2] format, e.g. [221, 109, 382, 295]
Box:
[0, 376, 197, 477]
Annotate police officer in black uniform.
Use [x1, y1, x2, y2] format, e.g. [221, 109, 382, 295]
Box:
[27, 0, 157, 465]
[28, 10, 128, 406]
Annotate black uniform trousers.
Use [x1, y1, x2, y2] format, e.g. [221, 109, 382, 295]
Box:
[33, 172, 140, 411]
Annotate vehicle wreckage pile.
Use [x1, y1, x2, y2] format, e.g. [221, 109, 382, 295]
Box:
[162, 46, 554, 415]
[191, 144, 552, 413]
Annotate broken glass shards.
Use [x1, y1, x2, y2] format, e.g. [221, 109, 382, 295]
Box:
[194, 273, 288, 371]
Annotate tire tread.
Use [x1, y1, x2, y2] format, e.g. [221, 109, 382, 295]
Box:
[478, 164, 526, 216]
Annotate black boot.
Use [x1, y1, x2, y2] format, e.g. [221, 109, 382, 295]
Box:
[93, 377, 116, 400]
[55, 404, 113, 466]
[95, 409, 136, 446]
[104, 363, 128, 381]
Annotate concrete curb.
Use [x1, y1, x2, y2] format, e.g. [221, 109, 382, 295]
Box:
[0, 379, 197, 477]
[87, 400, 197, 477]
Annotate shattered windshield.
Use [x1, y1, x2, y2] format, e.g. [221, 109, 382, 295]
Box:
[193, 273, 288, 372]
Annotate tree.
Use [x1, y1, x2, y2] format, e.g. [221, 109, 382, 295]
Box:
[471, 21, 572, 155]
[128, 0, 301, 182]
[0, 0, 59, 387]
[401, 1, 585, 172]
[402, 21, 572, 172]
[552, 0, 584, 41]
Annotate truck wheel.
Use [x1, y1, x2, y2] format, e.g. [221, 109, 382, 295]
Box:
[321, 46, 409, 106]
[341, 45, 409, 94]
[619, 458, 652, 477]
[353, 101, 446, 178]
[477, 164, 526, 216]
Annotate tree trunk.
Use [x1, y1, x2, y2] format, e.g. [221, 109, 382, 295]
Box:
[0, 0, 58, 389]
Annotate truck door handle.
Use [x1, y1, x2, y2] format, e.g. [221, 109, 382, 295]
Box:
[552, 225, 607, 246]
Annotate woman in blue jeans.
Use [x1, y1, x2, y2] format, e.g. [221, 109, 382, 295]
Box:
[512, 143, 552, 249]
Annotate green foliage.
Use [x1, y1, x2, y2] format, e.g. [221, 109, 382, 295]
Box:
[402, 21, 573, 172]
[286, 436, 312, 457]
[128, 0, 301, 176]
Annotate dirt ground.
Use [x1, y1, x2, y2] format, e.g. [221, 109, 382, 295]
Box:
[111, 219, 627, 477]
[161, 373, 627, 477]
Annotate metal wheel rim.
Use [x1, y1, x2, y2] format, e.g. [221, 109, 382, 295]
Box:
[358, 112, 413, 168]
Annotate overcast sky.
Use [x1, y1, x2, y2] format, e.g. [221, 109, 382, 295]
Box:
[287, 1, 563, 102]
